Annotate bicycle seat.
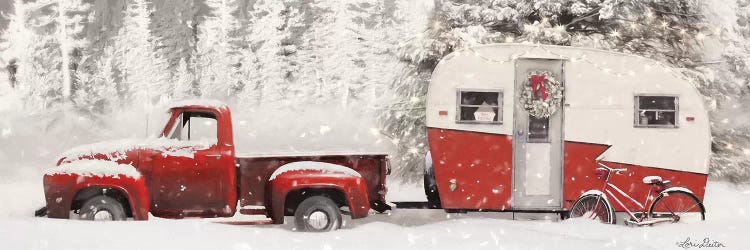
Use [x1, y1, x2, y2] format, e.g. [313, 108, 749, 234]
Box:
[642, 176, 670, 185]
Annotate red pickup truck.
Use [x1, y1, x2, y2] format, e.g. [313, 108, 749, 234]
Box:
[41, 100, 390, 231]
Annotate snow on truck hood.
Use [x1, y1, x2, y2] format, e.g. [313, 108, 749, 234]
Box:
[44, 160, 142, 179]
[59, 137, 214, 162]
[268, 161, 362, 181]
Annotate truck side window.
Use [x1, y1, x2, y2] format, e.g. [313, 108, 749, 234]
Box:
[456, 90, 503, 124]
[168, 112, 218, 145]
[635, 95, 678, 128]
[167, 113, 183, 140]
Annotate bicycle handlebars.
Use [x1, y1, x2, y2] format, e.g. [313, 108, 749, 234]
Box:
[597, 162, 628, 175]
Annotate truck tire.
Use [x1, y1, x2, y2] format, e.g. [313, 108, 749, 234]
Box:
[78, 195, 127, 221]
[294, 196, 342, 232]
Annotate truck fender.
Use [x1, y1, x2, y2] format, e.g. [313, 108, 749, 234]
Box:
[266, 163, 370, 224]
[44, 173, 150, 220]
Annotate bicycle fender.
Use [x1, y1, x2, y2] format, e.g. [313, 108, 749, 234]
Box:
[578, 190, 613, 207]
[660, 187, 695, 195]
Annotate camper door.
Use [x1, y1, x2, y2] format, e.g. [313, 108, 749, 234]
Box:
[512, 59, 564, 210]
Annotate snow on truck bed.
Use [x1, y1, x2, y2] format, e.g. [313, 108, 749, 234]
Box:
[268, 161, 362, 181]
[43, 160, 141, 179]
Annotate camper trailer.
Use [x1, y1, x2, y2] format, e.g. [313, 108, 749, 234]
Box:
[423, 44, 710, 218]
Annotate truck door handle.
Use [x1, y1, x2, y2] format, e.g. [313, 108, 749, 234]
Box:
[206, 154, 221, 160]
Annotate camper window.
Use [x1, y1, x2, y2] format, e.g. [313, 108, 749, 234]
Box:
[635, 96, 678, 128]
[527, 116, 550, 143]
[457, 90, 503, 124]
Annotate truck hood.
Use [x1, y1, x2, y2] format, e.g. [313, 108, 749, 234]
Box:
[57, 138, 213, 166]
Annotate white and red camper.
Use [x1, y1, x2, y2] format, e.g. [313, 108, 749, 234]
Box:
[424, 44, 710, 214]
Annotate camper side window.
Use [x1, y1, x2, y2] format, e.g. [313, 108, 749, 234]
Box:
[457, 90, 503, 124]
[635, 96, 678, 128]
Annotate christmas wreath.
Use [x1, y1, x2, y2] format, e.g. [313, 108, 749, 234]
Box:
[519, 70, 564, 118]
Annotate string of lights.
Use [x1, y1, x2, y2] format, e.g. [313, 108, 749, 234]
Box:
[442, 43, 694, 84]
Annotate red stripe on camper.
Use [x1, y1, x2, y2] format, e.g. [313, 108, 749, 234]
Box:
[562, 142, 707, 212]
[427, 128, 514, 210]
[427, 128, 708, 212]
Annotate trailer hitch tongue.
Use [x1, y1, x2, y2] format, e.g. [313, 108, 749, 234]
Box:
[34, 206, 48, 217]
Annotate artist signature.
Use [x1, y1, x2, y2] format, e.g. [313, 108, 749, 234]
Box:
[676, 237, 726, 249]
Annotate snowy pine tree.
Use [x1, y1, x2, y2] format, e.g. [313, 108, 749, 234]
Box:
[196, 0, 247, 98]
[173, 58, 197, 99]
[114, 0, 169, 106]
[71, 43, 118, 116]
[242, 0, 287, 105]
[152, 0, 198, 74]
[19, 0, 66, 110]
[55, 0, 92, 101]
[0, 0, 40, 107]
[295, 0, 396, 108]
[700, 0, 750, 181]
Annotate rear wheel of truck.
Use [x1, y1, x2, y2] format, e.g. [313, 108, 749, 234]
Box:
[78, 195, 127, 221]
[294, 196, 342, 232]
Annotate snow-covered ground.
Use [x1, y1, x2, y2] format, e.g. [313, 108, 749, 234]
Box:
[1, 171, 748, 250]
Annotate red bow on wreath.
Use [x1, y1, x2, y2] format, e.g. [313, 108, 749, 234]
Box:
[531, 74, 549, 100]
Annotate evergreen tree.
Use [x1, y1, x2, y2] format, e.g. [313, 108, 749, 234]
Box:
[71, 43, 118, 116]
[152, 0, 198, 74]
[243, 0, 287, 105]
[296, 0, 358, 106]
[114, 0, 169, 105]
[173, 58, 197, 99]
[196, 0, 246, 98]
[701, 0, 750, 181]
[19, 0, 65, 110]
[56, 0, 92, 100]
[0, 0, 41, 107]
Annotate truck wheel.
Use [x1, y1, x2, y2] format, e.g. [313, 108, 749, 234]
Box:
[79, 195, 127, 221]
[294, 196, 342, 232]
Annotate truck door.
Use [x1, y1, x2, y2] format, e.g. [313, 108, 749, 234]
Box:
[150, 111, 231, 217]
[512, 59, 565, 210]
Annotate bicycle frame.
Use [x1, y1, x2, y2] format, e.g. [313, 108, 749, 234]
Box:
[593, 163, 662, 223]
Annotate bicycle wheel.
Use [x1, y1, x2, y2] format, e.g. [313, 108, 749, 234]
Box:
[648, 189, 705, 223]
[569, 194, 615, 224]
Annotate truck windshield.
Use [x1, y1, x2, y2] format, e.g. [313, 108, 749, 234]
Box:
[148, 110, 173, 138]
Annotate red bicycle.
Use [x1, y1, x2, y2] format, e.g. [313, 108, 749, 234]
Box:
[569, 162, 705, 225]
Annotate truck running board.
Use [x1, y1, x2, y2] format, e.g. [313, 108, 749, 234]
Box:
[239, 208, 267, 215]
[34, 206, 47, 217]
[213, 220, 274, 226]
[392, 202, 441, 209]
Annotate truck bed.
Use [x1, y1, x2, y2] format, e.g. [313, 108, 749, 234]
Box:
[235, 153, 389, 213]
